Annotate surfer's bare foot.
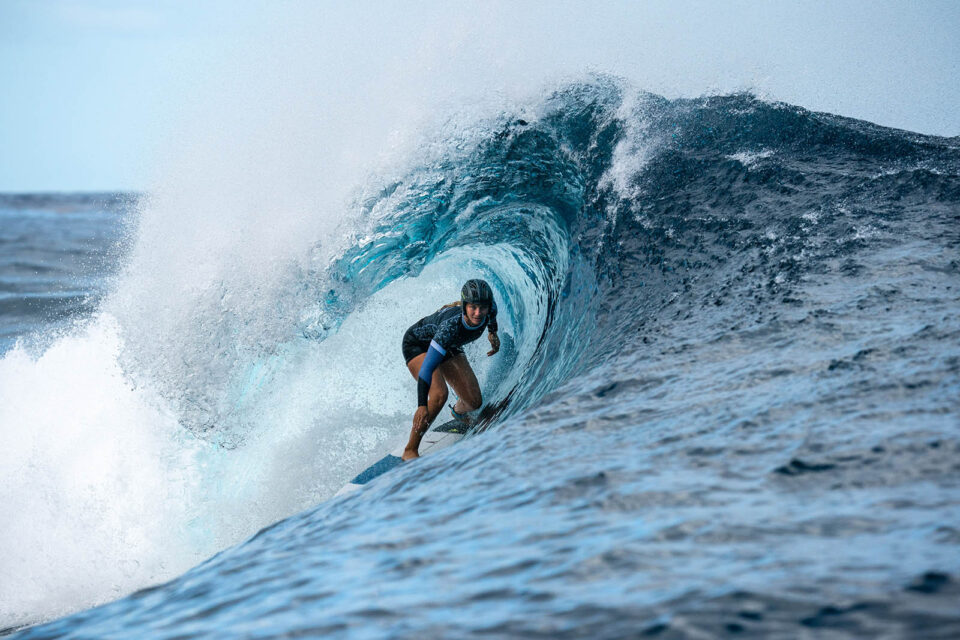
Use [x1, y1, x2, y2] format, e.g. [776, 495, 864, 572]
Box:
[402, 448, 420, 461]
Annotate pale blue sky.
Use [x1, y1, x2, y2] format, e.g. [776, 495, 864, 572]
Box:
[1, 0, 958, 192]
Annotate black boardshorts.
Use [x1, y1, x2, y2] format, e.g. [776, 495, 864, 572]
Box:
[402, 329, 427, 364]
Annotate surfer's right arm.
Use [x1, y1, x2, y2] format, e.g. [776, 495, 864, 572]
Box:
[417, 339, 447, 408]
[410, 339, 446, 442]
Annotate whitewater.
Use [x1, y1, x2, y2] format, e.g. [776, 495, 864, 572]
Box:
[2, 80, 959, 638]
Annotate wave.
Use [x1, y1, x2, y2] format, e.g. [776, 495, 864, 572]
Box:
[3, 77, 959, 630]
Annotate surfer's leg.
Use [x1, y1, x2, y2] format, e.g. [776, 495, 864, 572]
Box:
[439, 353, 482, 413]
[404, 353, 448, 457]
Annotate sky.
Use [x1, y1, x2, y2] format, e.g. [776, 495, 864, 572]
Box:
[1, 0, 958, 192]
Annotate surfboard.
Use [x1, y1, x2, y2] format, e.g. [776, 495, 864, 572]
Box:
[335, 419, 469, 497]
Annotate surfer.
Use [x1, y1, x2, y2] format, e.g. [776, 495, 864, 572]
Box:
[400, 279, 500, 460]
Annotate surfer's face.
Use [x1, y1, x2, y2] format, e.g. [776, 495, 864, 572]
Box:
[463, 302, 490, 327]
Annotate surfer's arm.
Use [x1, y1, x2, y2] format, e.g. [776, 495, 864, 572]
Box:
[486, 330, 500, 356]
[486, 303, 499, 355]
[417, 340, 446, 406]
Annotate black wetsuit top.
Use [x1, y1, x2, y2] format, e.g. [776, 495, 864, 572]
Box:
[403, 301, 498, 406]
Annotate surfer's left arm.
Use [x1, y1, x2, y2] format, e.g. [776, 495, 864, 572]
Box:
[486, 302, 500, 356]
[486, 330, 500, 356]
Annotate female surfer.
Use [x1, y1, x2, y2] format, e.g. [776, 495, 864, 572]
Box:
[400, 279, 500, 460]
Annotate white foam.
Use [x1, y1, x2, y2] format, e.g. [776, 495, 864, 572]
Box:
[0, 316, 203, 627]
[599, 90, 658, 205]
[727, 149, 774, 168]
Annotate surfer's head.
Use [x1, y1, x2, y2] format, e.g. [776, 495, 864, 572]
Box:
[461, 279, 493, 308]
[461, 279, 493, 326]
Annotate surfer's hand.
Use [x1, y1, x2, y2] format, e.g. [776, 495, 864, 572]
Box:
[487, 332, 500, 356]
[413, 406, 430, 434]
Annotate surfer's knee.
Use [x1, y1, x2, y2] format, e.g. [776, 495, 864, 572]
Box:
[462, 388, 482, 411]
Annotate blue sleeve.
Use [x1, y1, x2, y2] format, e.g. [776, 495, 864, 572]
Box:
[417, 340, 446, 406]
[488, 300, 498, 333]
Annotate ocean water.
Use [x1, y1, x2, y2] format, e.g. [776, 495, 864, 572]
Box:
[2, 82, 959, 638]
[0, 193, 134, 354]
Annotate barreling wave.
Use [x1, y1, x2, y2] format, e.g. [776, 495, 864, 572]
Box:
[184, 76, 958, 443]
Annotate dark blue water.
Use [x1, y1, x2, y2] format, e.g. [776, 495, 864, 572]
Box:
[3, 82, 959, 638]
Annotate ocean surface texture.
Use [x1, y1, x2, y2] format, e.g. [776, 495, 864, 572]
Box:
[3, 82, 959, 638]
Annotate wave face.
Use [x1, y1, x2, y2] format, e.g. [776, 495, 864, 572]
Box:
[7, 80, 960, 637]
